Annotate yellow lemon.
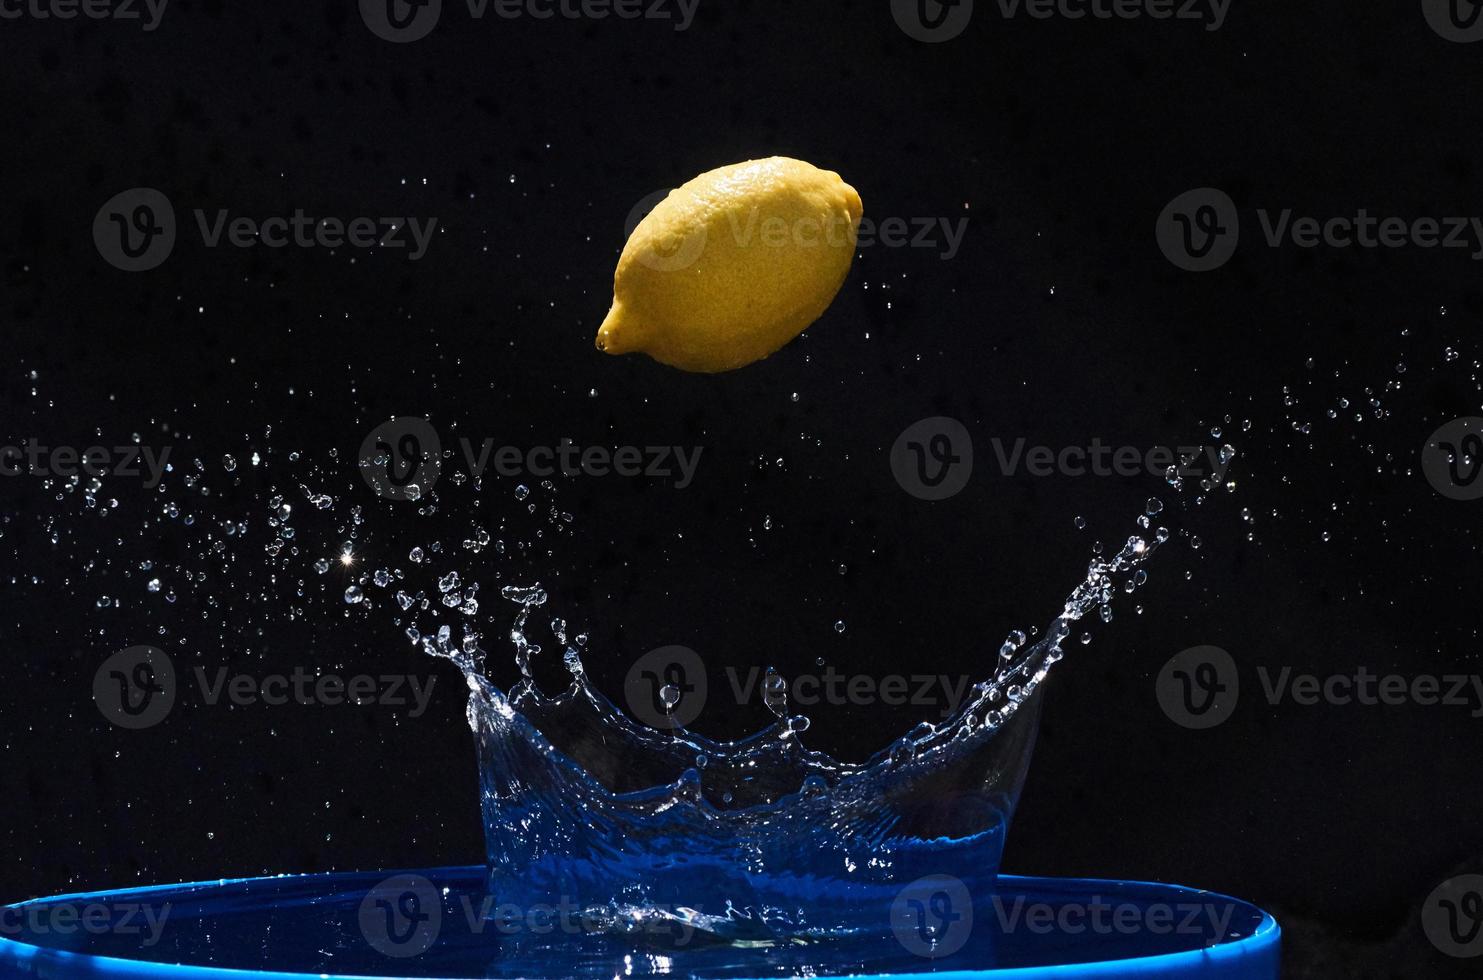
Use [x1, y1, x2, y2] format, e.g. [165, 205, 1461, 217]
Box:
[596, 157, 862, 373]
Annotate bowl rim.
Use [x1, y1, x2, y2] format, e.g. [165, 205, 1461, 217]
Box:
[0, 865, 1280, 980]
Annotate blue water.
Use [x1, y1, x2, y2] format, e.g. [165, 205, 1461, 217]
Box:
[0, 404, 1203, 975]
[0, 866, 1275, 977]
[469, 667, 1038, 943]
[408, 531, 1165, 948]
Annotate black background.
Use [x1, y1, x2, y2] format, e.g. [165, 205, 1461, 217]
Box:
[3, 1, 1483, 977]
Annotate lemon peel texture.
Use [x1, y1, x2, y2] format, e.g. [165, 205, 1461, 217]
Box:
[596, 157, 862, 373]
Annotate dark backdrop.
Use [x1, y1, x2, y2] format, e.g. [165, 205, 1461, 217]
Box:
[3, 1, 1482, 977]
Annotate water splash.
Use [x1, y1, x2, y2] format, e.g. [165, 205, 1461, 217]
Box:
[404, 512, 1170, 943]
[5, 381, 1241, 952]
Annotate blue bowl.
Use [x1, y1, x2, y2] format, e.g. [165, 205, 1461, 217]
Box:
[0, 866, 1279, 978]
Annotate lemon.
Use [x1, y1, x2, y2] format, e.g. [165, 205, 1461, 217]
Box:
[596, 157, 862, 373]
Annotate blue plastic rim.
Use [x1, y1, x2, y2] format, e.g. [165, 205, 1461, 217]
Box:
[0, 866, 1280, 979]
